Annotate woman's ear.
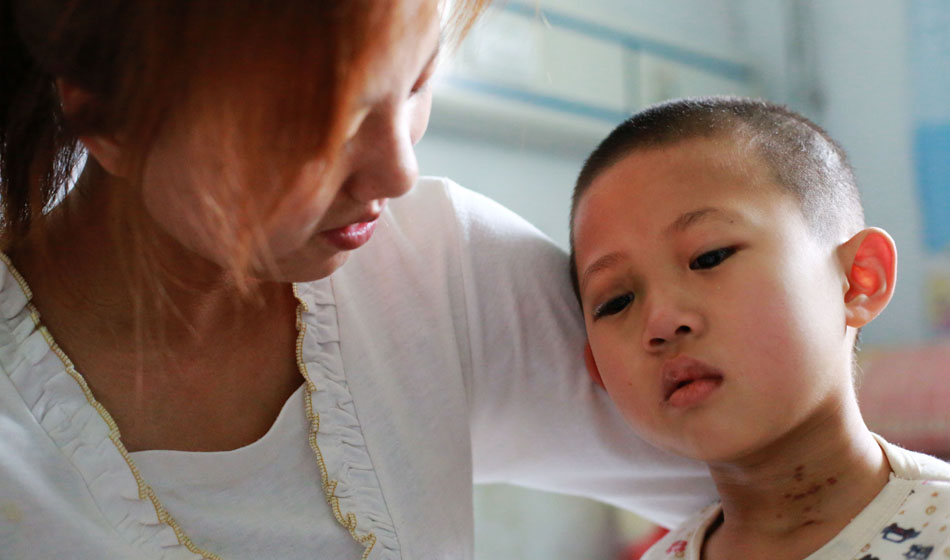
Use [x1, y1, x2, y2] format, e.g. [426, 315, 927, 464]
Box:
[839, 227, 897, 328]
[56, 78, 126, 177]
[584, 343, 606, 390]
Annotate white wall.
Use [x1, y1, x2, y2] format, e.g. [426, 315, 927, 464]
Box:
[473, 484, 619, 560]
[538, 0, 745, 58]
[802, 1, 927, 345]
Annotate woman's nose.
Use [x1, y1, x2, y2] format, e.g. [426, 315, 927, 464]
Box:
[642, 294, 704, 352]
[345, 110, 418, 203]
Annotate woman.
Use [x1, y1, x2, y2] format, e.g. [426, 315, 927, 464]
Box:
[0, 1, 714, 558]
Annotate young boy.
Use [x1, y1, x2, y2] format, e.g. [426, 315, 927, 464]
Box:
[569, 97, 950, 560]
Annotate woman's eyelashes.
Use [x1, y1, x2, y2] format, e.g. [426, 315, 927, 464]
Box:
[593, 293, 634, 319]
[689, 246, 737, 270]
[344, 106, 372, 142]
[410, 65, 435, 96]
[410, 79, 431, 96]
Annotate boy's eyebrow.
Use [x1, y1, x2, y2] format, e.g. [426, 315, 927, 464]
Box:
[665, 207, 741, 234]
[579, 251, 626, 294]
[580, 207, 742, 293]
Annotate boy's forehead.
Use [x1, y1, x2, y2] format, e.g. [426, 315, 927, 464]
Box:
[573, 137, 801, 255]
[579, 137, 781, 218]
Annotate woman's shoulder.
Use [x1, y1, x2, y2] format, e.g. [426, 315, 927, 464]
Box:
[388, 176, 554, 244]
[373, 176, 566, 275]
[387, 175, 455, 214]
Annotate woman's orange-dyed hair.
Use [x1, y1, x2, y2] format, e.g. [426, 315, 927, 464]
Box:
[1, 0, 488, 278]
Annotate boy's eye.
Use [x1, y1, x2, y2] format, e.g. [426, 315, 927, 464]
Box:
[593, 293, 634, 319]
[689, 247, 737, 270]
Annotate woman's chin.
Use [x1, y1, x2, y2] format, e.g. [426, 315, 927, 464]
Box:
[239, 233, 344, 282]
[254, 250, 349, 283]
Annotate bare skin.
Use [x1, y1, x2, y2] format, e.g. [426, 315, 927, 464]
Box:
[11, 171, 303, 453]
[702, 397, 890, 560]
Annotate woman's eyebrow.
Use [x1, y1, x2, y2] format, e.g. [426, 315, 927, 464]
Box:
[358, 42, 442, 106]
[665, 207, 741, 235]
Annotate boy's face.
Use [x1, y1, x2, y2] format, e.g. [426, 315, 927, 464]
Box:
[573, 137, 856, 464]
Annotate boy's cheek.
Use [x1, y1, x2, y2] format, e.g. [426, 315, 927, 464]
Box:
[601, 365, 652, 415]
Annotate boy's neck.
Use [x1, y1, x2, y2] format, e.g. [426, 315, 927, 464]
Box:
[702, 398, 890, 560]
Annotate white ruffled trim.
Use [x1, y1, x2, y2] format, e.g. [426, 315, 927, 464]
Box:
[0, 254, 397, 560]
[0, 255, 213, 560]
[294, 280, 400, 560]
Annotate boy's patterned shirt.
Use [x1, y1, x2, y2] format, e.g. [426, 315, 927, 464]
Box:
[643, 437, 950, 560]
[858, 480, 950, 560]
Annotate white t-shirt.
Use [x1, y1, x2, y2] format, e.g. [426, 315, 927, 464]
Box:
[645, 435, 950, 560]
[0, 178, 716, 559]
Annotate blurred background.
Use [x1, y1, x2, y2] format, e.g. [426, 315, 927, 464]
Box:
[415, 0, 950, 558]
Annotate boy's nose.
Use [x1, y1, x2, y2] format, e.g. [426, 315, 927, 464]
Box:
[642, 298, 704, 351]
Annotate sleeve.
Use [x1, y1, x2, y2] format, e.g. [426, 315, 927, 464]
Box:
[440, 178, 717, 528]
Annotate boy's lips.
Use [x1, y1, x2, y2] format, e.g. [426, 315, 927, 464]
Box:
[661, 355, 724, 408]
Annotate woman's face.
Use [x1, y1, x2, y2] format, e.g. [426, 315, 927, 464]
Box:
[136, 0, 441, 281]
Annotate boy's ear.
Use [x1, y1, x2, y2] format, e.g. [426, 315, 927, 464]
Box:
[56, 78, 126, 177]
[584, 343, 606, 390]
[839, 227, 897, 328]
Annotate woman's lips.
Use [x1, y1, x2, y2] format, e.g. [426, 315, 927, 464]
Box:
[321, 219, 378, 251]
[661, 356, 724, 409]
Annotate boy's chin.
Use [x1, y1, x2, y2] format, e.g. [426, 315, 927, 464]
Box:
[651, 432, 763, 467]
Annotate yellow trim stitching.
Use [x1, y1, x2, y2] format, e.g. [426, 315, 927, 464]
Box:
[293, 284, 378, 560]
[0, 254, 220, 560]
[32, 320, 222, 560]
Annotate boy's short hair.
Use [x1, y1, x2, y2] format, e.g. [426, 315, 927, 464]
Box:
[569, 96, 865, 302]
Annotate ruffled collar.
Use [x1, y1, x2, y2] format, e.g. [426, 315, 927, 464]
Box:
[292, 281, 400, 559]
[0, 255, 400, 559]
[0, 253, 211, 558]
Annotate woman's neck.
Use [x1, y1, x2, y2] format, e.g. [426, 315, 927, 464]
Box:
[12, 167, 272, 346]
[702, 399, 891, 560]
[6, 168, 304, 452]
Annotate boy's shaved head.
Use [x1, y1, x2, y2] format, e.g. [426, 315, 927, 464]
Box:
[569, 96, 865, 300]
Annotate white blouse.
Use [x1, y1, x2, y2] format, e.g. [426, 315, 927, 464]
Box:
[0, 178, 716, 559]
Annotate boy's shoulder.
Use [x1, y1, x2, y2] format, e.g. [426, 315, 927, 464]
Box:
[641, 502, 721, 560]
[877, 434, 950, 483]
[839, 436, 950, 560]
[854, 476, 950, 560]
